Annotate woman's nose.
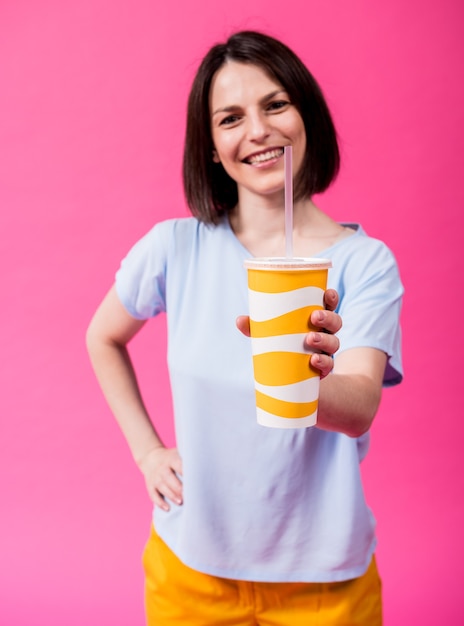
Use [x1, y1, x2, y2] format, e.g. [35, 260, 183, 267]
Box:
[246, 112, 270, 141]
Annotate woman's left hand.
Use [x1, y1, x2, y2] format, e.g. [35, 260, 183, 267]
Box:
[305, 288, 341, 379]
[236, 288, 342, 380]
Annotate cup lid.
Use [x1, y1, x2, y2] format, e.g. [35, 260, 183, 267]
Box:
[244, 257, 332, 270]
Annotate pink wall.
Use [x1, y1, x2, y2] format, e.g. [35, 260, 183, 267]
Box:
[1, 1, 463, 624]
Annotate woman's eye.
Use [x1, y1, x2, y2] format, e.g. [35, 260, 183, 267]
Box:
[220, 114, 240, 126]
[267, 100, 289, 111]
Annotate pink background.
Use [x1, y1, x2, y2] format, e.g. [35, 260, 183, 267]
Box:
[1, 1, 463, 624]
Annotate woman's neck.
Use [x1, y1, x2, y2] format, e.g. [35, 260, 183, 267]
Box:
[228, 195, 352, 258]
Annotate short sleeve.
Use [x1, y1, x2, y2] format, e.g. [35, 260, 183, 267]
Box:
[334, 239, 404, 387]
[115, 221, 172, 319]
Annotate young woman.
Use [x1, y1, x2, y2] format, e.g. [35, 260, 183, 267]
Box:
[86, 31, 403, 625]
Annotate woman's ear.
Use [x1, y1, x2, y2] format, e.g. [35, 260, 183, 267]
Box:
[212, 149, 220, 163]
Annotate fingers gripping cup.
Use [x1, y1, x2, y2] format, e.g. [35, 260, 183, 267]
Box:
[244, 257, 332, 429]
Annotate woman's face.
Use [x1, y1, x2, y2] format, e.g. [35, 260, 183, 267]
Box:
[209, 61, 306, 204]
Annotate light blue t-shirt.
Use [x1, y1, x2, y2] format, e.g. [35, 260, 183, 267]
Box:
[115, 217, 403, 583]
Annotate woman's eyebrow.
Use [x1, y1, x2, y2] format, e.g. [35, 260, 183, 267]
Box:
[212, 104, 240, 117]
[260, 89, 287, 103]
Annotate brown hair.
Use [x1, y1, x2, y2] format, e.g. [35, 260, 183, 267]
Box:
[183, 31, 340, 224]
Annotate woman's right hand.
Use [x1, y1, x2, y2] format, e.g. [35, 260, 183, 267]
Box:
[139, 447, 183, 511]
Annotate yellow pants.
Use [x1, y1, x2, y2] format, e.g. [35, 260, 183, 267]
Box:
[143, 526, 382, 625]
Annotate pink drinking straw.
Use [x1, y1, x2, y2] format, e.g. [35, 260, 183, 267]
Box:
[284, 146, 293, 258]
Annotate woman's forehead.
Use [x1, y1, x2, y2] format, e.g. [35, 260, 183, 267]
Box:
[209, 62, 284, 107]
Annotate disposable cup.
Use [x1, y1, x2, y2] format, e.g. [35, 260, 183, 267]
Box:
[244, 257, 332, 428]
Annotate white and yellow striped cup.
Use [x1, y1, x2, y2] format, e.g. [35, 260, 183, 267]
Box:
[244, 257, 332, 429]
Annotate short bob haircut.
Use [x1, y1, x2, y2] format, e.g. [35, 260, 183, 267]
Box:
[183, 31, 340, 225]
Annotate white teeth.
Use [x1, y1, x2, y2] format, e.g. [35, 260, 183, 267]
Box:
[247, 148, 284, 164]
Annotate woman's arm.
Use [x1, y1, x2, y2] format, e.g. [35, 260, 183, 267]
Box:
[307, 290, 387, 437]
[86, 285, 183, 511]
[316, 347, 387, 437]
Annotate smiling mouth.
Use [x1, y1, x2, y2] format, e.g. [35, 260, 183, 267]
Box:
[243, 148, 285, 165]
